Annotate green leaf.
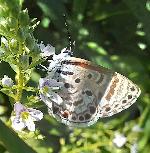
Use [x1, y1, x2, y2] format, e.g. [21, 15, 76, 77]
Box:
[87, 42, 108, 55]
[124, 0, 150, 44]
[0, 120, 37, 153]
[72, 0, 87, 21]
[37, 0, 67, 29]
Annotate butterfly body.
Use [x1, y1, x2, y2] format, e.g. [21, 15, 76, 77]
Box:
[47, 57, 141, 127]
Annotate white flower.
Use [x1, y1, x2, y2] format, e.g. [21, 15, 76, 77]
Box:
[38, 41, 55, 58]
[132, 125, 143, 132]
[113, 133, 127, 148]
[11, 102, 43, 132]
[39, 78, 64, 107]
[130, 143, 138, 153]
[1, 75, 14, 87]
[1, 37, 8, 47]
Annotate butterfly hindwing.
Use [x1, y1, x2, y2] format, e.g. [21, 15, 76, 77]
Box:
[98, 72, 141, 118]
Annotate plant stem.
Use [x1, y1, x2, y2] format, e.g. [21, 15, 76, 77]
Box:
[16, 68, 24, 102]
[15, 42, 24, 102]
[139, 106, 150, 127]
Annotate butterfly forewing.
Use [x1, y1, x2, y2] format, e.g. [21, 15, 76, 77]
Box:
[48, 57, 141, 127]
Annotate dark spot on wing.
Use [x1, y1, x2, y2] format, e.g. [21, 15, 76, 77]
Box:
[87, 73, 92, 79]
[114, 104, 119, 108]
[130, 87, 135, 91]
[53, 106, 59, 114]
[79, 116, 84, 121]
[84, 113, 91, 120]
[128, 95, 132, 99]
[75, 78, 80, 83]
[72, 116, 76, 120]
[64, 83, 70, 88]
[73, 99, 83, 106]
[85, 90, 93, 96]
[122, 100, 127, 104]
[105, 107, 111, 112]
[89, 106, 96, 114]
[82, 91, 85, 94]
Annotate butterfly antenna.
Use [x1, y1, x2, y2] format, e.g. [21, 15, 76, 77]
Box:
[63, 14, 74, 55]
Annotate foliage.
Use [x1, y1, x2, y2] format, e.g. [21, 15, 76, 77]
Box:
[0, 0, 150, 153]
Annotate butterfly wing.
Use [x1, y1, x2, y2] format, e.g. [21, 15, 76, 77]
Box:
[48, 57, 141, 127]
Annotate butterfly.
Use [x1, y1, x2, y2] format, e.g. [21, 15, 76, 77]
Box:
[41, 48, 141, 127]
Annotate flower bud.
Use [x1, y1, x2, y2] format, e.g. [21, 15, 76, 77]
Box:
[1, 75, 14, 87]
[38, 42, 55, 58]
[113, 133, 127, 148]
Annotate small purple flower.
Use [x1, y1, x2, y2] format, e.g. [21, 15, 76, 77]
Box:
[113, 132, 127, 148]
[38, 41, 55, 58]
[1, 75, 14, 87]
[39, 78, 64, 107]
[11, 102, 43, 131]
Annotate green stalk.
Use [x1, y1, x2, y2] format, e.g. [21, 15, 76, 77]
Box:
[15, 42, 24, 102]
[16, 69, 24, 102]
[139, 106, 150, 127]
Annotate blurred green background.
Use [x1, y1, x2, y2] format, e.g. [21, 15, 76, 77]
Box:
[0, 0, 150, 153]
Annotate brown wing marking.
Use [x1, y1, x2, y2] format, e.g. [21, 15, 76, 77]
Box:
[105, 73, 119, 101]
[63, 57, 114, 74]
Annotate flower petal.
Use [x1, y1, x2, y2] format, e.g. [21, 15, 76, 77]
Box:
[14, 102, 26, 116]
[25, 117, 35, 131]
[11, 116, 26, 131]
[46, 91, 63, 105]
[40, 93, 53, 108]
[38, 41, 55, 58]
[113, 133, 127, 148]
[40, 90, 63, 108]
[39, 78, 63, 89]
[42, 44, 55, 56]
[28, 108, 43, 121]
[132, 125, 143, 132]
[1, 37, 8, 47]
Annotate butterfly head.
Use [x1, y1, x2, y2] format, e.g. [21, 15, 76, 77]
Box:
[47, 47, 73, 77]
